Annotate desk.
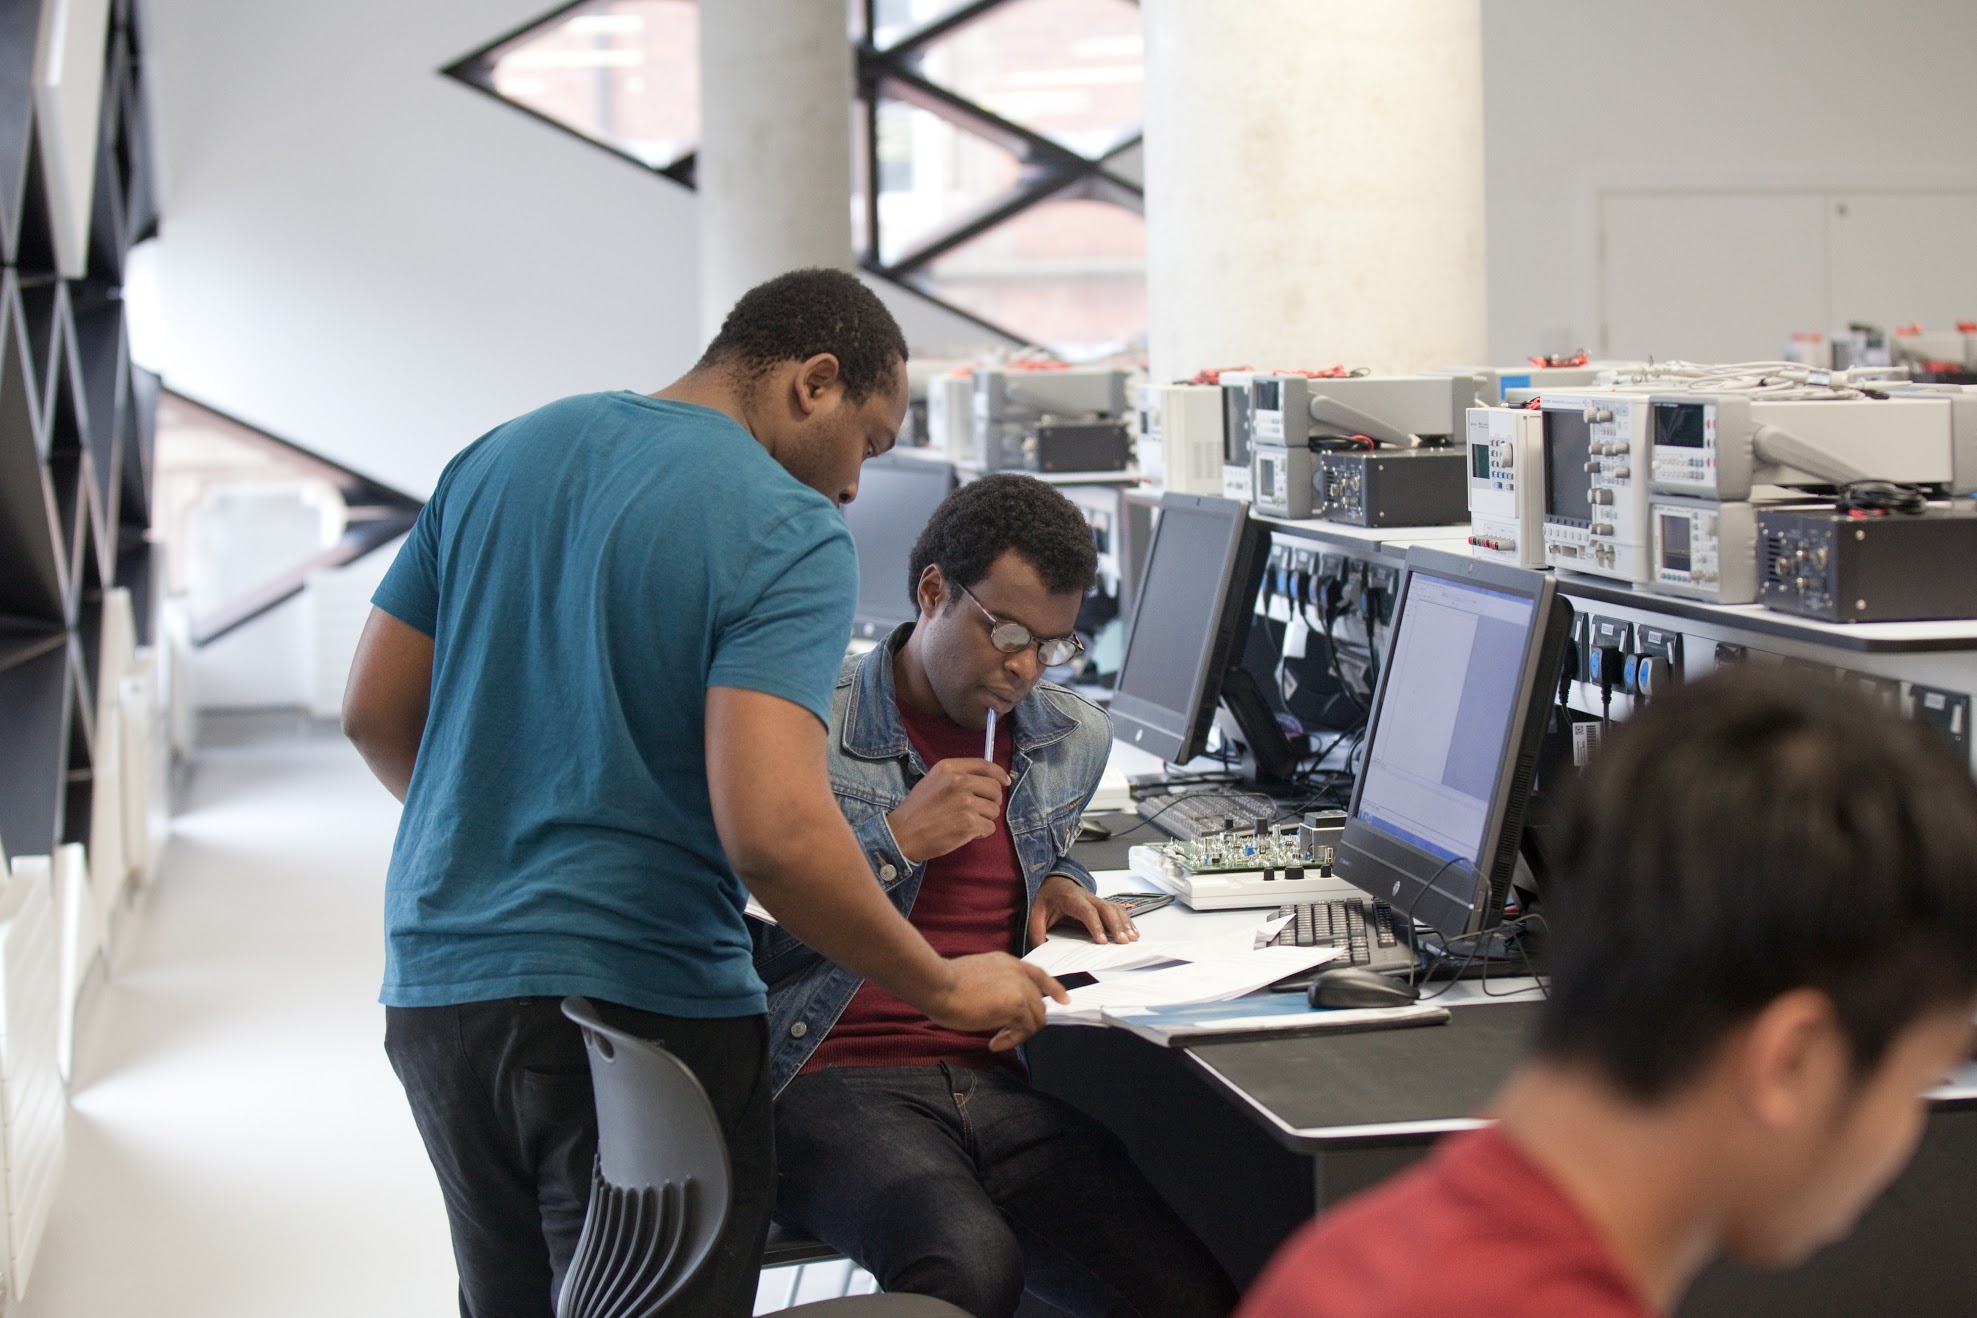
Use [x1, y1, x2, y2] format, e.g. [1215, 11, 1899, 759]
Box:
[1034, 858, 1977, 1315]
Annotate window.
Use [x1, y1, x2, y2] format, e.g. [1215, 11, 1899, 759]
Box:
[448, 0, 1145, 357]
[447, 1, 700, 184]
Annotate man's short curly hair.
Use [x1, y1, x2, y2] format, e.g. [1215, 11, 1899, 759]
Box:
[906, 474, 1098, 609]
[696, 268, 908, 404]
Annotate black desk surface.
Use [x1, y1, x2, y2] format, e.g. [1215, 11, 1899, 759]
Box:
[1072, 810, 1158, 872]
[1069, 819, 1542, 1153]
[1183, 1000, 1541, 1152]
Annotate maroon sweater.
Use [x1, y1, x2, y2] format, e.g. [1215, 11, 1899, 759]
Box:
[800, 698, 1026, 1077]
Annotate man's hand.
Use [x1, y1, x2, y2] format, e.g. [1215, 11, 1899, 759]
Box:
[1027, 873, 1140, 950]
[710, 688, 1051, 1046]
[886, 758, 1010, 864]
[923, 952, 1070, 1051]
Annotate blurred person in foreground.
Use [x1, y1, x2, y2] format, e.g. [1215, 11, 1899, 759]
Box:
[1239, 666, 1977, 1317]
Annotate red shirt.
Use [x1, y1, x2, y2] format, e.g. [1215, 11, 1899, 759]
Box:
[1237, 1125, 1655, 1318]
[800, 698, 1025, 1077]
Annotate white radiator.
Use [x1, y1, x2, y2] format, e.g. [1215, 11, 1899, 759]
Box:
[88, 589, 136, 910]
[120, 653, 167, 888]
[0, 858, 67, 1300]
[49, 844, 97, 1085]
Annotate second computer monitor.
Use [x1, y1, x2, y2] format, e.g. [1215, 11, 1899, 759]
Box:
[1110, 492, 1296, 780]
[1333, 546, 1573, 940]
[842, 455, 958, 640]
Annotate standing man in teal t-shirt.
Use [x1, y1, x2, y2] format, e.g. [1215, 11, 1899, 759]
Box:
[342, 269, 1066, 1318]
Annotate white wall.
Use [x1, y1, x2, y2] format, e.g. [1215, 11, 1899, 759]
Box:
[1481, 0, 1977, 362]
[185, 537, 398, 714]
[141, 0, 998, 500]
[143, 0, 1977, 499]
[188, 593, 310, 710]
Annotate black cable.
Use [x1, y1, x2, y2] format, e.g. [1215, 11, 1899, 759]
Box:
[1312, 600, 1370, 720]
[1836, 480, 1927, 516]
[1363, 610, 1380, 691]
[1415, 913, 1550, 1001]
[1397, 853, 1468, 990]
[1105, 787, 1273, 841]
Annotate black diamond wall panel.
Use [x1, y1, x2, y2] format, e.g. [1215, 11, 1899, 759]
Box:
[0, 1, 156, 864]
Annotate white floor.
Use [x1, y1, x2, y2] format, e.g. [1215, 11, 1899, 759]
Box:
[14, 727, 868, 1318]
[19, 729, 459, 1318]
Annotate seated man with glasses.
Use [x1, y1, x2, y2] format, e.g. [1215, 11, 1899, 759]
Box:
[753, 474, 1237, 1318]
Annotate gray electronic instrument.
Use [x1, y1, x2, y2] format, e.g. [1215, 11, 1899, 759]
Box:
[969, 366, 1130, 472]
[1540, 391, 1656, 584]
[1249, 374, 1474, 519]
[1465, 406, 1546, 567]
[1647, 394, 1959, 501]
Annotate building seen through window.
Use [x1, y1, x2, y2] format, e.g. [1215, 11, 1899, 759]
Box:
[448, 0, 1145, 360]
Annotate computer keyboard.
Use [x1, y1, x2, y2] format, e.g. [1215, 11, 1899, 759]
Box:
[1134, 790, 1273, 840]
[1267, 898, 1416, 974]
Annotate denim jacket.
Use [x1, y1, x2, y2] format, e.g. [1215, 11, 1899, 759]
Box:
[751, 623, 1112, 1096]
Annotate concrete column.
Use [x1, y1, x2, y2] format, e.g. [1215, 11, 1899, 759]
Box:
[1141, 0, 1487, 380]
[696, 2, 854, 340]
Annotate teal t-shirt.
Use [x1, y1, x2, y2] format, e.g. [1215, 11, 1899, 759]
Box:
[372, 391, 856, 1017]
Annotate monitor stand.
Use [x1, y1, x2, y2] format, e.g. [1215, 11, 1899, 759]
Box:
[1212, 663, 1304, 790]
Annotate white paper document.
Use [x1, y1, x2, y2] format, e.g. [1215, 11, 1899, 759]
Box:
[1026, 914, 1339, 1022]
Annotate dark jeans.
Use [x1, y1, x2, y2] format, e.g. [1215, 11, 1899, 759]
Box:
[774, 1063, 1238, 1318]
[384, 998, 774, 1318]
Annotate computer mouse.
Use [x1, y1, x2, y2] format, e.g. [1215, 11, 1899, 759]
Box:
[1306, 966, 1420, 1010]
[1076, 818, 1113, 842]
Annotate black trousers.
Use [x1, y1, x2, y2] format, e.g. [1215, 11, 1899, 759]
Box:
[775, 1063, 1238, 1318]
[384, 998, 774, 1318]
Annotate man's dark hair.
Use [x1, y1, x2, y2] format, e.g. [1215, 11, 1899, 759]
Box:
[696, 267, 908, 404]
[906, 474, 1098, 608]
[1533, 666, 1977, 1100]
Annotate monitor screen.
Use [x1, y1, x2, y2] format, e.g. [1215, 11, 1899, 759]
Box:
[1336, 548, 1572, 940]
[1653, 401, 1707, 449]
[1352, 575, 1535, 865]
[1541, 408, 1593, 523]
[842, 457, 956, 639]
[1116, 492, 1159, 618]
[1110, 493, 1298, 778]
[1658, 510, 1692, 574]
[1222, 383, 1253, 466]
[1113, 498, 1243, 734]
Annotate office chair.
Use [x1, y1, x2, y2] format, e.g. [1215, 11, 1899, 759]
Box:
[559, 998, 967, 1318]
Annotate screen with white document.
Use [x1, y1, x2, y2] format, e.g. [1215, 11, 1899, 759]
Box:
[1334, 548, 1572, 940]
[1353, 576, 1534, 865]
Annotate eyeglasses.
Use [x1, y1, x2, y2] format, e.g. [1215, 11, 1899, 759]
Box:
[958, 586, 1085, 668]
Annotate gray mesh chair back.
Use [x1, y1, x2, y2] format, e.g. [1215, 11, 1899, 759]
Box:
[558, 997, 731, 1318]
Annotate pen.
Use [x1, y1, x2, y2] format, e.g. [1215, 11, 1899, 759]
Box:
[984, 707, 997, 762]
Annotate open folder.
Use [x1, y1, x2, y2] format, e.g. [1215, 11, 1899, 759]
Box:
[1100, 996, 1450, 1047]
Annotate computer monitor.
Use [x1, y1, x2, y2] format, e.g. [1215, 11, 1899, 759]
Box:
[1109, 493, 1299, 782]
[842, 455, 958, 639]
[1334, 546, 1573, 940]
[1115, 490, 1159, 617]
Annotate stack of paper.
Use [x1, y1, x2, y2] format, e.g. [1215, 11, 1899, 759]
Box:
[1025, 915, 1343, 1023]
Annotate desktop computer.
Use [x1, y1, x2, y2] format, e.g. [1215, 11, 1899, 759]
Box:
[1131, 541, 1574, 973]
[841, 455, 958, 641]
[1109, 492, 1301, 787]
[1333, 546, 1574, 944]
